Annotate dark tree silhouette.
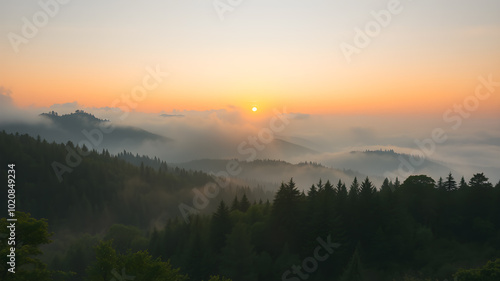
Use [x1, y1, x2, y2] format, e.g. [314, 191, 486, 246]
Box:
[445, 172, 457, 191]
[469, 173, 493, 189]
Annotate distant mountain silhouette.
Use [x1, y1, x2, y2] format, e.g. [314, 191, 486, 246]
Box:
[40, 110, 169, 142]
[170, 158, 364, 191]
[159, 113, 184, 118]
[0, 110, 171, 151]
[253, 138, 319, 160]
[40, 110, 109, 128]
[319, 149, 458, 181]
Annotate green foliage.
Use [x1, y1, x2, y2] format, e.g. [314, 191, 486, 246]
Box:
[271, 178, 303, 231]
[403, 175, 436, 188]
[273, 243, 300, 278]
[454, 259, 500, 281]
[2, 132, 500, 281]
[239, 193, 251, 212]
[340, 244, 365, 281]
[437, 177, 444, 190]
[446, 172, 457, 191]
[52, 233, 99, 280]
[219, 223, 257, 281]
[469, 173, 493, 189]
[230, 196, 240, 212]
[0, 131, 218, 234]
[0, 212, 71, 281]
[104, 224, 147, 254]
[349, 177, 360, 199]
[85, 240, 188, 281]
[210, 200, 232, 253]
[459, 176, 469, 189]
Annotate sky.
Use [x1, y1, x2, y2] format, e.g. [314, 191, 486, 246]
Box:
[1, 0, 500, 116]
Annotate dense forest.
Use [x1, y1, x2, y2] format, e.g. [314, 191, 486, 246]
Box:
[1, 131, 500, 280]
[0, 131, 273, 232]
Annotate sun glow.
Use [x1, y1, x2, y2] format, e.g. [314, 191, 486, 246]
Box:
[252, 107, 258, 112]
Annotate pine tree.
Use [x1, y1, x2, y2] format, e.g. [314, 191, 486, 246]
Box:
[359, 177, 375, 198]
[271, 178, 303, 251]
[271, 178, 302, 228]
[210, 201, 232, 253]
[185, 230, 207, 280]
[346, 177, 361, 246]
[381, 178, 391, 192]
[459, 176, 468, 189]
[263, 200, 271, 215]
[230, 196, 240, 212]
[273, 243, 300, 279]
[334, 179, 347, 214]
[239, 194, 251, 212]
[359, 177, 377, 245]
[336, 179, 348, 199]
[314, 179, 340, 241]
[445, 172, 457, 191]
[437, 177, 444, 189]
[323, 180, 335, 201]
[316, 179, 324, 192]
[348, 177, 359, 200]
[140, 161, 145, 177]
[308, 184, 318, 197]
[219, 223, 257, 281]
[394, 177, 401, 189]
[339, 244, 365, 281]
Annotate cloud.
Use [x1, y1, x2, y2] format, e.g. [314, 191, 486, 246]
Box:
[349, 127, 376, 142]
[0, 87, 42, 124]
[289, 112, 310, 120]
[0, 94, 498, 184]
[0, 86, 13, 105]
[48, 102, 81, 113]
[160, 114, 184, 118]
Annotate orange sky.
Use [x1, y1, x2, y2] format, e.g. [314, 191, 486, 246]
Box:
[1, 1, 499, 117]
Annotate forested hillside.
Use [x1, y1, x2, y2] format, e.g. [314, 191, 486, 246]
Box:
[0, 131, 273, 233]
[1, 131, 500, 280]
[138, 175, 500, 280]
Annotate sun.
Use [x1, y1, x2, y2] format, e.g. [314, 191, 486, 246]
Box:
[252, 106, 258, 112]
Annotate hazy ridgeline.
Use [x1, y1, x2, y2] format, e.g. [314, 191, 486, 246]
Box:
[1, 131, 500, 280]
[1, 110, 499, 187]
